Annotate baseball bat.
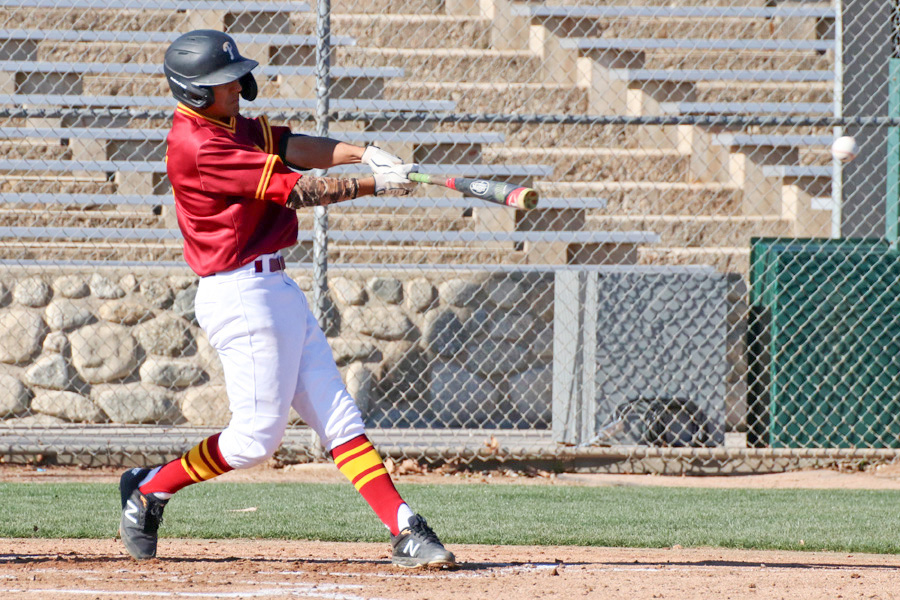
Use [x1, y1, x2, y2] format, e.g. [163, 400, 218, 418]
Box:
[407, 173, 539, 210]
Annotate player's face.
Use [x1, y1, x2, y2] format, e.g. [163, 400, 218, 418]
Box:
[204, 79, 243, 119]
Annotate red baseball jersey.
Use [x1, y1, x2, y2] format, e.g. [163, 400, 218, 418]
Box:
[165, 103, 303, 276]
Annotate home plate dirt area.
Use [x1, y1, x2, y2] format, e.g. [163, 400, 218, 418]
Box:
[1, 538, 899, 600]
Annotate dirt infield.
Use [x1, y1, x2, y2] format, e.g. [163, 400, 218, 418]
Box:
[1, 538, 899, 600]
[2, 464, 900, 599]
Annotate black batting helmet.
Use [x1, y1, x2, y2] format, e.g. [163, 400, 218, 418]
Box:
[163, 30, 259, 110]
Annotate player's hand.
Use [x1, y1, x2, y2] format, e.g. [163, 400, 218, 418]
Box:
[362, 145, 404, 174]
[374, 163, 418, 196]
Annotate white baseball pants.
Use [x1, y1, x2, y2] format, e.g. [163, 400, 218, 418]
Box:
[194, 253, 366, 469]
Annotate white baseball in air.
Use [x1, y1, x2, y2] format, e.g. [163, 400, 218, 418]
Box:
[831, 136, 859, 163]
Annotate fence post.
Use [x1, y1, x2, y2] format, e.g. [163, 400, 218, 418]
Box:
[888, 58, 900, 247]
[831, 0, 843, 239]
[313, 0, 331, 330]
[888, 1, 900, 247]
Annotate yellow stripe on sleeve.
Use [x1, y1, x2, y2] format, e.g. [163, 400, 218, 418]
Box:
[258, 115, 272, 154]
[255, 154, 277, 200]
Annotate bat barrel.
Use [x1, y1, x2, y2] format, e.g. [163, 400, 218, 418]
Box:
[406, 172, 539, 210]
[506, 187, 539, 210]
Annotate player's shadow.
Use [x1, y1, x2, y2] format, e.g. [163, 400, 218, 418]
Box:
[1, 554, 591, 573]
[0, 553, 128, 564]
[606, 559, 900, 571]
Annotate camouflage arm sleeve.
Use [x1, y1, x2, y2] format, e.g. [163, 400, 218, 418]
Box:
[285, 176, 360, 209]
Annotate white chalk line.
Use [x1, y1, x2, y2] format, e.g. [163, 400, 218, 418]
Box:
[0, 585, 399, 600]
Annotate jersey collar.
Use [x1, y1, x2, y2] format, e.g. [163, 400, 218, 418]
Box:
[175, 103, 237, 133]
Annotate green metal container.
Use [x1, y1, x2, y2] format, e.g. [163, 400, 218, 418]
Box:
[748, 238, 900, 448]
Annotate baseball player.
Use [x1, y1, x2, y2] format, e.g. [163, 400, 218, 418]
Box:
[117, 29, 455, 569]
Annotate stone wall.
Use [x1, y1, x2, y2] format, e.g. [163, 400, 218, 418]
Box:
[0, 267, 556, 430]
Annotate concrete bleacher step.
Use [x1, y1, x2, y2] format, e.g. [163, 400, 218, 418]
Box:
[0, 140, 69, 159]
[559, 37, 833, 71]
[607, 68, 832, 84]
[712, 133, 832, 149]
[585, 215, 794, 247]
[513, 4, 834, 19]
[535, 181, 743, 215]
[1, 0, 309, 8]
[293, 14, 493, 51]
[484, 147, 691, 183]
[640, 50, 832, 72]
[535, 0, 808, 8]
[336, 0, 444, 14]
[512, 4, 832, 39]
[539, 17, 826, 42]
[660, 101, 833, 116]
[561, 37, 834, 53]
[385, 81, 588, 114]
[0, 175, 116, 195]
[0, 94, 456, 113]
[697, 81, 832, 104]
[761, 165, 832, 185]
[800, 149, 832, 167]
[4, 30, 355, 64]
[1, 61, 402, 98]
[0, 209, 161, 229]
[438, 122, 670, 150]
[0, 241, 184, 263]
[0, 193, 171, 206]
[0, 0, 311, 33]
[334, 47, 543, 83]
[638, 246, 751, 277]
[709, 131, 835, 168]
[0, 9, 190, 33]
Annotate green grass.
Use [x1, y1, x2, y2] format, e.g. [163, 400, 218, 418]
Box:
[1, 482, 899, 554]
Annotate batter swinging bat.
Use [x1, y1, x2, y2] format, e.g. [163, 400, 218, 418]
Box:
[407, 173, 539, 210]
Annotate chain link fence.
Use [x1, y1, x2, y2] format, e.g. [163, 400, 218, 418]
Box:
[0, 0, 898, 472]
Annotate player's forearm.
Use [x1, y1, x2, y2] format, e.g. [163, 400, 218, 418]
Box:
[285, 175, 377, 209]
[282, 135, 364, 169]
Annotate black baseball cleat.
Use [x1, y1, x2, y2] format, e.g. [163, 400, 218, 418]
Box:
[390, 514, 457, 568]
[118, 468, 168, 560]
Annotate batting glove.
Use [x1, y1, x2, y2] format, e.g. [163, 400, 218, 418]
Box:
[374, 163, 418, 196]
[362, 145, 404, 174]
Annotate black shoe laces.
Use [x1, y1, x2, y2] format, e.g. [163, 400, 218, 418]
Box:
[144, 499, 166, 533]
[409, 518, 441, 545]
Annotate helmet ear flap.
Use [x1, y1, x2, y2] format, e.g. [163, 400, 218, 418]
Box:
[182, 83, 215, 109]
[166, 74, 215, 109]
[239, 73, 257, 101]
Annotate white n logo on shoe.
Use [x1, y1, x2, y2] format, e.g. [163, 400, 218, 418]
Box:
[402, 539, 421, 556]
[124, 499, 140, 525]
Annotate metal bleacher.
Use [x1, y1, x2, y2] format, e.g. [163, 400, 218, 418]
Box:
[492, 0, 838, 272]
[0, 0, 650, 267]
[4, 0, 750, 267]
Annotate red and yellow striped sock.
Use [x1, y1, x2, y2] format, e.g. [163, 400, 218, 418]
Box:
[331, 434, 405, 535]
[139, 433, 233, 496]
